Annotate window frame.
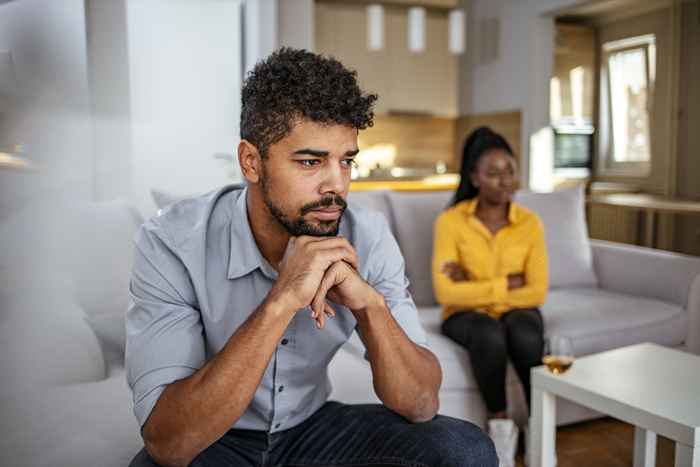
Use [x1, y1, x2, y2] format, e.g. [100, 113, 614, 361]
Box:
[597, 34, 656, 177]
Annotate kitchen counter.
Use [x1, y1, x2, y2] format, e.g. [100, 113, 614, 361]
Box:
[349, 173, 459, 192]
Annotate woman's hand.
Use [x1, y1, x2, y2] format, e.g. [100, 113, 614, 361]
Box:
[507, 273, 526, 290]
[441, 261, 468, 282]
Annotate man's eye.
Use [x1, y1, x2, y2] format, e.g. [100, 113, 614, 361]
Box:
[299, 159, 320, 167]
[342, 158, 358, 168]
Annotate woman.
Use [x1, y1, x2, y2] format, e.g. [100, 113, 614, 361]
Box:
[432, 127, 548, 454]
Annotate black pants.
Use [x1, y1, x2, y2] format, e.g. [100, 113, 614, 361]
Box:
[441, 308, 544, 414]
[129, 401, 497, 467]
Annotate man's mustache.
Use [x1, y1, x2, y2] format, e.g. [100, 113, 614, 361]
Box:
[300, 195, 347, 216]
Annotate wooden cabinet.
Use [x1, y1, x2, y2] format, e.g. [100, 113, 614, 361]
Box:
[315, 1, 458, 118]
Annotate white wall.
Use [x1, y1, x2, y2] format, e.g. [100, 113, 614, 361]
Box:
[279, 0, 314, 51]
[244, 0, 279, 74]
[126, 0, 243, 217]
[85, 0, 132, 202]
[460, 0, 586, 189]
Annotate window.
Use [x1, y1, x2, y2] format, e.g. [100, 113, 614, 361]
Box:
[600, 34, 655, 174]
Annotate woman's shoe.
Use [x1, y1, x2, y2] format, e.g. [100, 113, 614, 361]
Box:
[488, 418, 518, 467]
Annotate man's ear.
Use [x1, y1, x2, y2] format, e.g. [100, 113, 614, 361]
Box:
[238, 140, 262, 184]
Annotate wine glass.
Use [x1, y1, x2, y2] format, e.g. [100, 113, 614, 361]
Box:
[543, 335, 575, 375]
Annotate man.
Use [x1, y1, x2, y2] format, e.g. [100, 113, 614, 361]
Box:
[127, 48, 497, 467]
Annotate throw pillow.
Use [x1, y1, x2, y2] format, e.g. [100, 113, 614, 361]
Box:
[0, 302, 106, 398]
[514, 186, 598, 289]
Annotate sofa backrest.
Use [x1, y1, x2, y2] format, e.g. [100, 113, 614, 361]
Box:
[347, 190, 395, 234]
[349, 189, 452, 306]
[386, 191, 453, 306]
[0, 198, 144, 372]
[514, 186, 597, 289]
[57, 201, 144, 321]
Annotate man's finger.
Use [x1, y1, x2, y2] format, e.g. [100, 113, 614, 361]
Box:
[324, 301, 335, 318]
[305, 237, 359, 271]
[311, 262, 344, 317]
[315, 307, 326, 329]
[316, 248, 359, 271]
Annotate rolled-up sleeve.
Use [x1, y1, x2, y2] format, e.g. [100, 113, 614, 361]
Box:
[125, 220, 205, 428]
[365, 214, 429, 350]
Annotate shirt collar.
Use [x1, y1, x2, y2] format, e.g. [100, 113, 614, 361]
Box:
[227, 186, 276, 280]
[461, 197, 522, 224]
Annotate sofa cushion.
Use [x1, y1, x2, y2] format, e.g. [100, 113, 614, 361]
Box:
[328, 346, 381, 405]
[85, 312, 128, 367]
[1, 199, 144, 364]
[418, 307, 521, 391]
[0, 302, 106, 398]
[386, 191, 453, 306]
[63, 201, 143, 319]
[55, 201, 143, 364]
[514, 186, 597, 289]
[542, 288, 687, 356]
[338, 306, 521, 392]
[0, 367, 141, 467]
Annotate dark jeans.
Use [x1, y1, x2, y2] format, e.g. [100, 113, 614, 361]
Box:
[129, 401, 497, 467]
[441, 308, 544, 414]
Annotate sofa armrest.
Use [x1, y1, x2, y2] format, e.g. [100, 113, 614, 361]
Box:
[591, 239, 700, 354]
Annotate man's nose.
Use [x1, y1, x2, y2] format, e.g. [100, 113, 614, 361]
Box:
[320, 161, 346, 195]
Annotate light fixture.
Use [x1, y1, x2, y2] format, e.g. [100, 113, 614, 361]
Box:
[367, 5, 384, 51]
[448, 9, 465, 55]
[407, 7, 426, 53]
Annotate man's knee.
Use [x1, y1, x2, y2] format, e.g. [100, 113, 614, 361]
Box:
[421, 416, 498, 467]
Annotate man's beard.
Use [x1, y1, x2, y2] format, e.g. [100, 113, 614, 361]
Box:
[261, 176, 347, 237]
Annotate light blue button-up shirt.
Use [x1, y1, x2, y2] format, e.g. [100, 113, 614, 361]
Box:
[126, 184, 428, 433]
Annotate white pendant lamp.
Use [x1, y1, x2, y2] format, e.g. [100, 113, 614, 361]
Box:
[407, 7, 426, 53]
[448, 9, 465, 55]
[367, 4, 384, 51]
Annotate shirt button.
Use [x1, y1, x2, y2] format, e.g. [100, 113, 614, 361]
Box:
[275, 423, 281, 429]
[281, 338, 289, 346]
[278, 385, 284, 393]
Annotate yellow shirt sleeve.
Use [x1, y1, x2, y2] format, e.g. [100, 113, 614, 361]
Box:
[505, 217, 548, 309]
[432, 212, 508, 309]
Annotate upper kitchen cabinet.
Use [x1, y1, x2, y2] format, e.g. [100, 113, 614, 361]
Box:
[315, 0, 459, 118]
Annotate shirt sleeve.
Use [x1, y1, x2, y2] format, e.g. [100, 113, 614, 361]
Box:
[125, 219, 205, 429]
[363, 213, 429, 350]
[432, 213, 508, 309]
[505, 217, 549, 308]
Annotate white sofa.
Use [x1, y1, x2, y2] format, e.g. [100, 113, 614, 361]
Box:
[332, 188, 700, 429]
[1, 186, 699, 467]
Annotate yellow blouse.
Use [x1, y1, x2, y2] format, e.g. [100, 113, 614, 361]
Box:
[432, 198, 548, 320]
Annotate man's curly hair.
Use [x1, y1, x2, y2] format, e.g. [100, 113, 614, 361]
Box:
[240, 48, 378, 157]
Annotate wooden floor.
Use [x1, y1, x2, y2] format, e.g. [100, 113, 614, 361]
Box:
[515, 417, 676, 467]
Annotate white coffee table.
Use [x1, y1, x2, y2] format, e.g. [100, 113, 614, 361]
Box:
[530, 343, 700, 467]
